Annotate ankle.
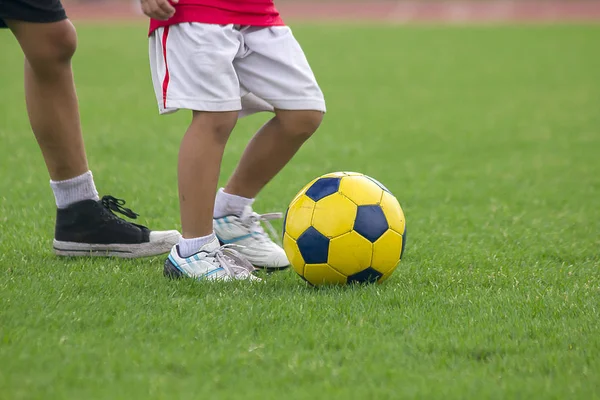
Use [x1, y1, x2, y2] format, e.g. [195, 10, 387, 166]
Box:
[213, 188, 254, 218]
[179, 233, 217, 257]
[50, 170, 100, 209]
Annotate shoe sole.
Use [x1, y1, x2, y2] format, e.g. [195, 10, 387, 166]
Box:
[53, 239, 175, 259]
[164, 258, 184, 279]
[253, 264, 290, 272]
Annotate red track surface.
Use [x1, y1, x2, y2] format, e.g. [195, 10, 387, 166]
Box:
[64, 1, 600, 23]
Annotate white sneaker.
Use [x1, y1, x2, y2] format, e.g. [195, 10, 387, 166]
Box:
[213, 206, 290, 271]
[163, 236, 260, 281]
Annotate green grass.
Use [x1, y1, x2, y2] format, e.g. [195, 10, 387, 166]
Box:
[1, 24, 600, 399]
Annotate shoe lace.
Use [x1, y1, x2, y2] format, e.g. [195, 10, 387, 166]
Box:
[205, 245, 256, 279]
[100, 195, 140, 224]
[240, 209, 283, 245]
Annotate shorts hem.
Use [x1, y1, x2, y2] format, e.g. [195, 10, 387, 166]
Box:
[0, 12, 67, 28]
[266, 98, 327, 113]
[159, 98, 242, 114]
[157, 97, 326, 115]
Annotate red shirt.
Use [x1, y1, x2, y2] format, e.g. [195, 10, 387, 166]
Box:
[149, 0, 284, 34]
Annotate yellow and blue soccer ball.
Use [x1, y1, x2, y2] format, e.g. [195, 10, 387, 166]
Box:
[283, 172, 406, 286]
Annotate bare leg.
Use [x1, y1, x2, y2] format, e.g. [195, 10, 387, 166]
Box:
[179, 111, 238, 238]
[224, 110, 323, 198]
[7, 19, 89, 181]
[3, 19, 181, 258]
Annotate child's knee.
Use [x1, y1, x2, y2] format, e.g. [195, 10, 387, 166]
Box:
[26, 21, 77, 70]
[191, 111, 238, 144]
[276, 110, 323, 141]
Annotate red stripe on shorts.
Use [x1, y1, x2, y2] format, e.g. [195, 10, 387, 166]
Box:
[161, 26, 170, 109]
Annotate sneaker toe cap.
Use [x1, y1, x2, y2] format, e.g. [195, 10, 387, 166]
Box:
[150, 230, 181, 246]
[267, 247, 290, 269]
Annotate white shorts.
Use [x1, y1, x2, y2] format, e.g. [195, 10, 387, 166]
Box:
[149, 23, 326, 117]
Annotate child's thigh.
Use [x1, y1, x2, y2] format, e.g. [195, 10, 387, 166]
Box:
[235, 26, 326, 112]
[149, 23, 242, 113]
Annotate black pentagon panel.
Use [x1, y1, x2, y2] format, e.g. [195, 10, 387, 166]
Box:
[305, 177, 341, 202]
[366, 176, 391, 194]
[348, 267, 383, 284]
[354, 205, 389, 243]
[400, 225, 407, 260]
[297, 226, 330, 264]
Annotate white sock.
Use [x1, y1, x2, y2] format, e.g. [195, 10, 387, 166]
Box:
[50, 170, 100, 209]
[213, 188, 254, 218]
[179, 233, 216, 258]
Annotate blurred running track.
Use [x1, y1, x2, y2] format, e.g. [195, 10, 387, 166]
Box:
[63, 1, 600, 23]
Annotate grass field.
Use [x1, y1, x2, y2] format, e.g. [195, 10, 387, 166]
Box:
[1, 23, 600, 399]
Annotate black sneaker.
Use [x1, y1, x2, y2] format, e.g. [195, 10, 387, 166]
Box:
[53, 195, 180, 258]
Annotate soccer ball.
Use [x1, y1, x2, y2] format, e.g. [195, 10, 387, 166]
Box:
[282, 172, 407, 286]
